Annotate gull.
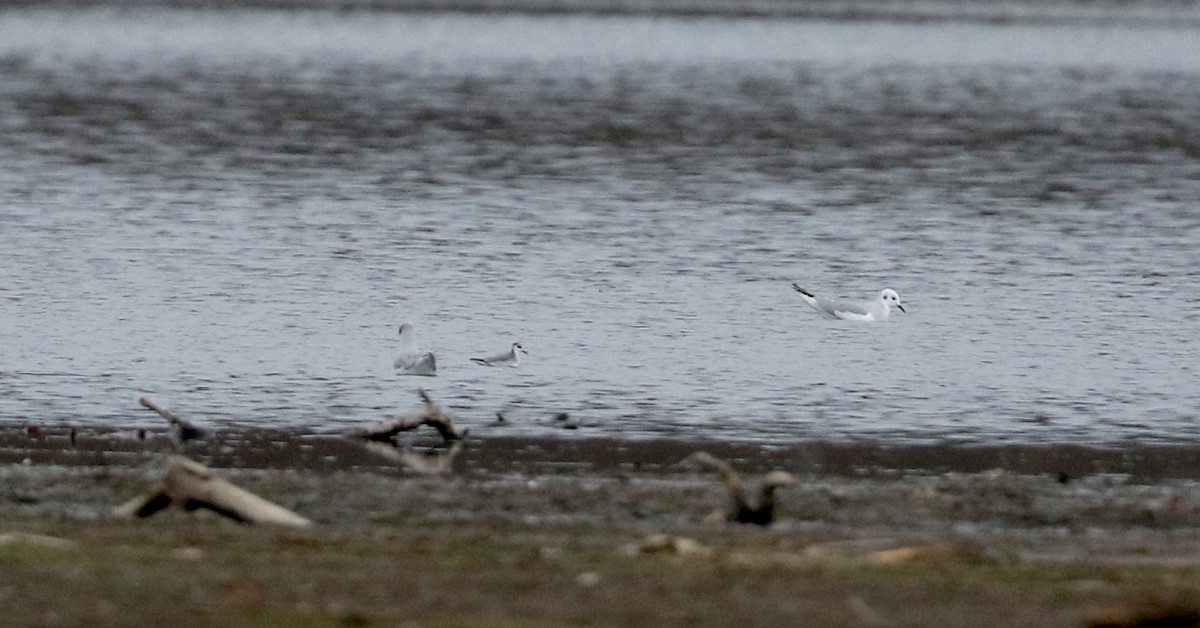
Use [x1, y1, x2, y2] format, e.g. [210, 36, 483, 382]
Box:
[791, 284, 906, 322]
[393, 324, 437, 376]
[471, 342, 528, 367]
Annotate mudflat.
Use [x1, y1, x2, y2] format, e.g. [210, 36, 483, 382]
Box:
[2, 425, 1200, 627]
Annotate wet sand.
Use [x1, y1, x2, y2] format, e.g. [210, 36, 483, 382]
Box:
[3, 425, 1200, 626]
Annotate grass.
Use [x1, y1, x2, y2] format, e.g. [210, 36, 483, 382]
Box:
[3, 462, 1200, 627]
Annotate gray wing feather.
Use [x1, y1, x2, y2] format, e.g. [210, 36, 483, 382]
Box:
[395, 352, 437, 375]
[474, 350, 509, 364]
[794, 284, 869, 319]
[824, 299, 870, 317]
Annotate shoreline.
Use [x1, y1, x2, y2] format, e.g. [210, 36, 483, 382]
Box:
[9, 424, 1200, 481]
[3, 0, 1200, 27]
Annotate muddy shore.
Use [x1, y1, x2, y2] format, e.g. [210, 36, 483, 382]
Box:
[3, 424, 1200, 626]
[6, 0, 1199, 27]
[9, 424, 1200, 481]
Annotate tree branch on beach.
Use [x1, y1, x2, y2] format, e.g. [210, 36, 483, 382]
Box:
[138, 396, 204, 447]
[355, 389, 467, 443]
[361, 439, 464, 476]
[682, 451, 796, 526]
[113, 455, 312, 528]
[353, 390, 467, 475]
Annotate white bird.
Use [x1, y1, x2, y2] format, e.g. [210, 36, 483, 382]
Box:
[791, 284, 906, 322]
[393, 324, 437, 376]
[471, 342, 528, 367]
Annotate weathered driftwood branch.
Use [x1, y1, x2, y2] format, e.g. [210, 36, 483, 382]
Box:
[361, 440, 464, 476]
[138, 396, 204, 444]
[114, 455, 312, 528]
[357, 389, 466, 443]
[682, 451, 797, 526]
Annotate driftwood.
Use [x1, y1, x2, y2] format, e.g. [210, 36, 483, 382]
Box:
[682, 451, 797, 526]
[138, 396, 204, 445]
[357, 389, 466, 443]
[114, 455, 312, 528]
[361, 440, 464, 476]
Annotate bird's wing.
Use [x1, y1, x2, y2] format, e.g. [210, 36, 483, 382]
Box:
[474, 349, 508, 363]
[793, 284, 865, 319]
[826, 298, 871, 319]
[395, 352, 437, 374]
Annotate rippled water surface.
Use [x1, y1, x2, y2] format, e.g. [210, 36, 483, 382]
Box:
[1, 7, 1198, 445]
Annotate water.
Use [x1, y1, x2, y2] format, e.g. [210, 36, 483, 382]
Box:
[1, 7, 1198, 445]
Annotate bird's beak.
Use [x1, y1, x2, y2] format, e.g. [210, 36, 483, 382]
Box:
[897, 303, 906, 313]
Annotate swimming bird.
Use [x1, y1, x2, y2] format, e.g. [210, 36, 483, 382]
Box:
[791, 284, 906, 322]
[471, 342, 528, 367]
[393, 323, 437, 376]
[551, 412, 578, 430]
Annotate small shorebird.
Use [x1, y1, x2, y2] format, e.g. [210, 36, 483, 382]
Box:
[791, 284, 906, 322]
[471, 342, 528, 367]
[393, 323, 437, 376]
